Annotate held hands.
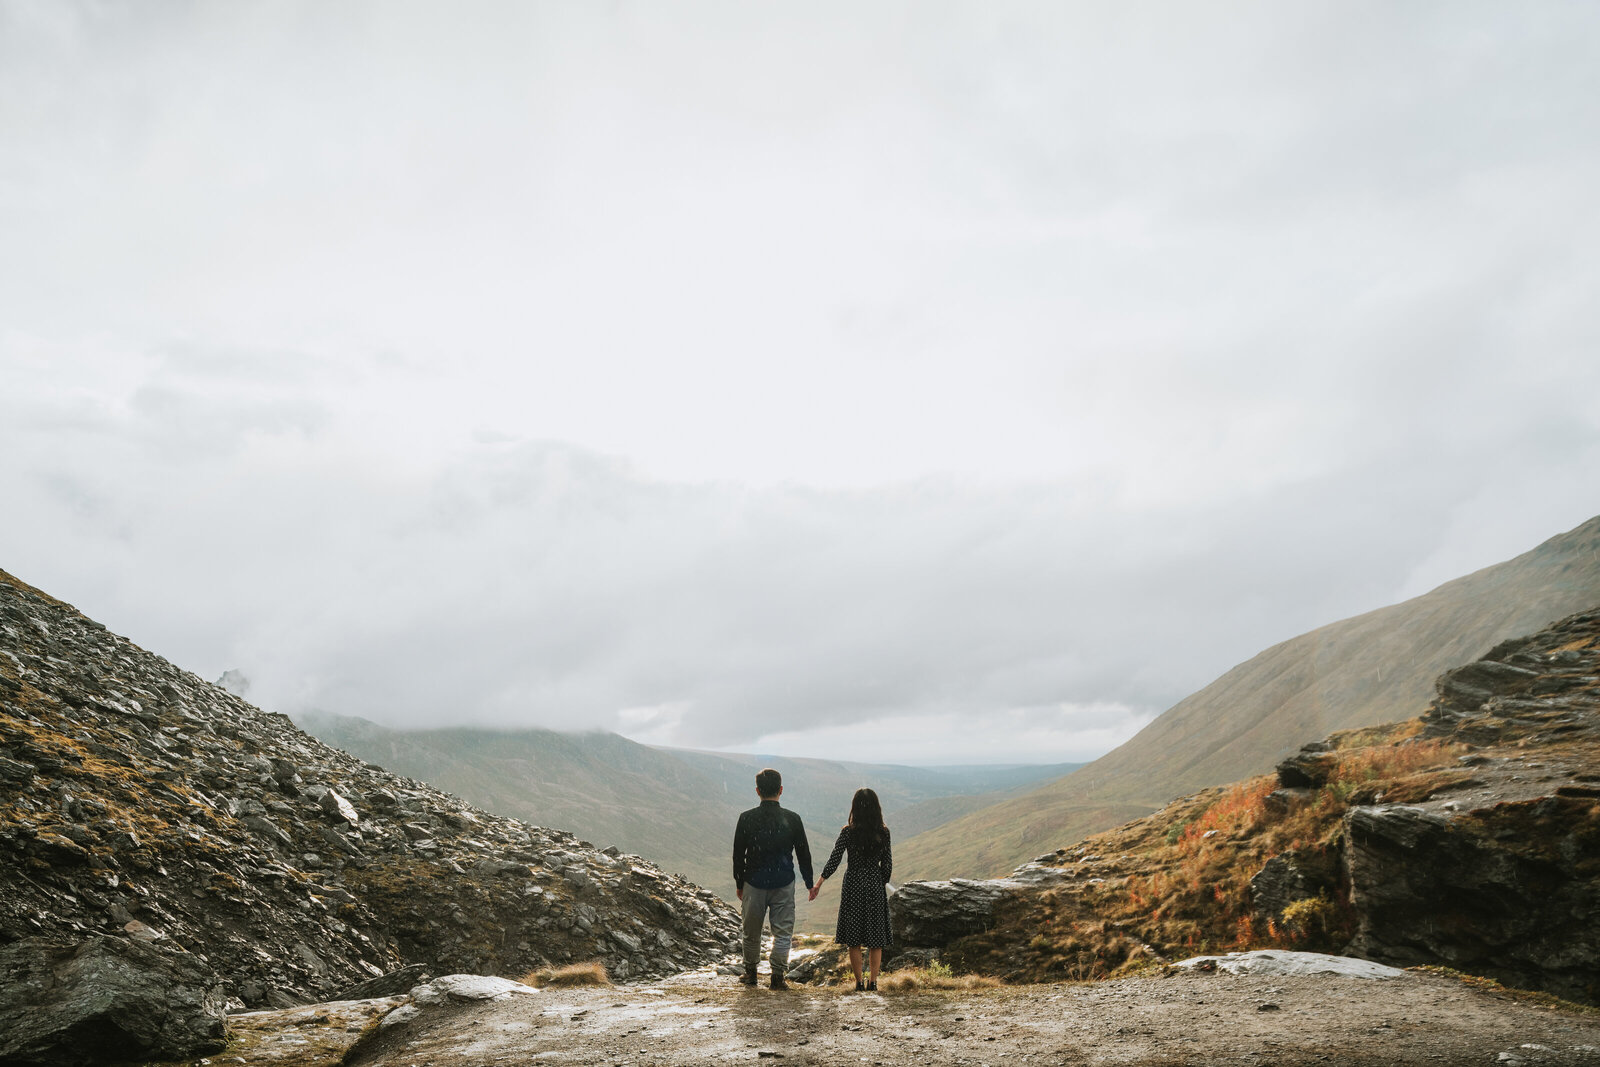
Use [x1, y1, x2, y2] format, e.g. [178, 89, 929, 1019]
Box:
[808, 879, 823, 902]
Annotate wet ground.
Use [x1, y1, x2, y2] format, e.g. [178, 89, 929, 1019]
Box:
[338, 964, 1600, 1067]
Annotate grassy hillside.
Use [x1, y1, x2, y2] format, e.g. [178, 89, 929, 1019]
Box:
[897, 514, 1600, 882]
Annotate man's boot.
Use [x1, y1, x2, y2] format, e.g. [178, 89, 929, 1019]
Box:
[739, 969, 758, 986]
[769, 972, 789, 990]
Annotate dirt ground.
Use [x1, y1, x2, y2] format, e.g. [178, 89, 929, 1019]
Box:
[341, 965, 1600, 1067]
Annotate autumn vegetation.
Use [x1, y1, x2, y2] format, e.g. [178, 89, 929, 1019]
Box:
[945, 724, 1470, 983]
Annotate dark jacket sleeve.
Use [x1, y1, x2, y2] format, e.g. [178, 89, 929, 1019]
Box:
[732, 810, 751, 891]
[821, 827, 848, 880]
[881, 828, 893, 885]
[791, 811, 815, 889]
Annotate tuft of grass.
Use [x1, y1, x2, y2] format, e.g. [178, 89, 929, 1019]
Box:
[523, 960, 611, 988]
[1328, 738, 1461, 785]
[877, 966, 1001, 992]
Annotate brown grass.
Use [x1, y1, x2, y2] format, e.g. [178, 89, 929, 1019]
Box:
[522, 961, 611, 988]
[947, 732, 1474, 983]
[877, 967, 1001, 992]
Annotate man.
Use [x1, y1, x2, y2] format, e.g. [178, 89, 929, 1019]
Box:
[731, 767, 813, 989]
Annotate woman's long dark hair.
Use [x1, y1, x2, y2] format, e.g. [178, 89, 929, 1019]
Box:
[844, 787, 889, 850]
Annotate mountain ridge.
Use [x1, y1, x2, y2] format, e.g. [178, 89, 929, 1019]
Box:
[897, 513, 1600, 881]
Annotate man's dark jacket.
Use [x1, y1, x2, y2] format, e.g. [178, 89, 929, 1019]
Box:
[733, 799, 814, 892]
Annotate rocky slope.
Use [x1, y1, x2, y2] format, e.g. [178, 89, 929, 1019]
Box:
[891, 607, 1600, 1004]
[0, 568, 742, 1019]
[897, 514, 1600, 881]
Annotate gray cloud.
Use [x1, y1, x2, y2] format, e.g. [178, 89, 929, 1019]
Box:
[2, 2, 1598, 761]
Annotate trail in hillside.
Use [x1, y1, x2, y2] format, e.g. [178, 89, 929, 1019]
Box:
[340, 967, 1600, 1067]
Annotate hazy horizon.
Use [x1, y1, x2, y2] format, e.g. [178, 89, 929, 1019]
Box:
[289, 702, 1086, 770]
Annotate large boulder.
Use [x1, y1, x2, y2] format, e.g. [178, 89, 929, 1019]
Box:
[1171, 950, 1404, 979]
[408, 973, 538, 1005]
[891, 879, 1021, 948]
[0, 935, 228, 1066]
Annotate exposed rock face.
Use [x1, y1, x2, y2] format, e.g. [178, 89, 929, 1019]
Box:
[1274, 742, 1336, 788]
[891, 879, 1020, 948]
[0, 568, 742, 1015]
[1343, 798, 1598, 998]
[0, 934, 227, 1066]
[891, 856, 1086, 949]
[1341, 609, 1600, 1003]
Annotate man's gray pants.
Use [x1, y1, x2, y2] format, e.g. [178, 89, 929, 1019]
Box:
[741, 882, 796, 976]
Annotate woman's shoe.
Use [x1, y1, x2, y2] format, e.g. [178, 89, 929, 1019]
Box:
[866, 980, 877, 992]
[854, 979, 865, 992]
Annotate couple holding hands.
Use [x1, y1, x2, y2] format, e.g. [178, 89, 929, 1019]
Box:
[731, 769, 893, 992]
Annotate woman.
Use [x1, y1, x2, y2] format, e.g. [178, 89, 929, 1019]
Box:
[809, 787, 893, 991]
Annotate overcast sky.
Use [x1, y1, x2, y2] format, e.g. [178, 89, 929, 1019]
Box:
[3, 2, 1598, 764]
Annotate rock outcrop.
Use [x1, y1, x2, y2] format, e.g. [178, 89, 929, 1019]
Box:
[1252, 609, 1600, 1002]
[1340, 609, 1600, 1002]
[890, 852, 1108, 951]
[891, 878, 1021, 948]
[0, 568, 741, 1018]
[0, 934, 227, 1066]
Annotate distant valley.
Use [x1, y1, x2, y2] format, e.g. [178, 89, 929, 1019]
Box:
[295, 710, 1076, 908]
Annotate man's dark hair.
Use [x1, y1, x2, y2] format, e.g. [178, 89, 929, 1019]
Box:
[755, 768, 782, 798]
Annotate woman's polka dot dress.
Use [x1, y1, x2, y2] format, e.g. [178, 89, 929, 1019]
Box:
[821, 826, 893, 947]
